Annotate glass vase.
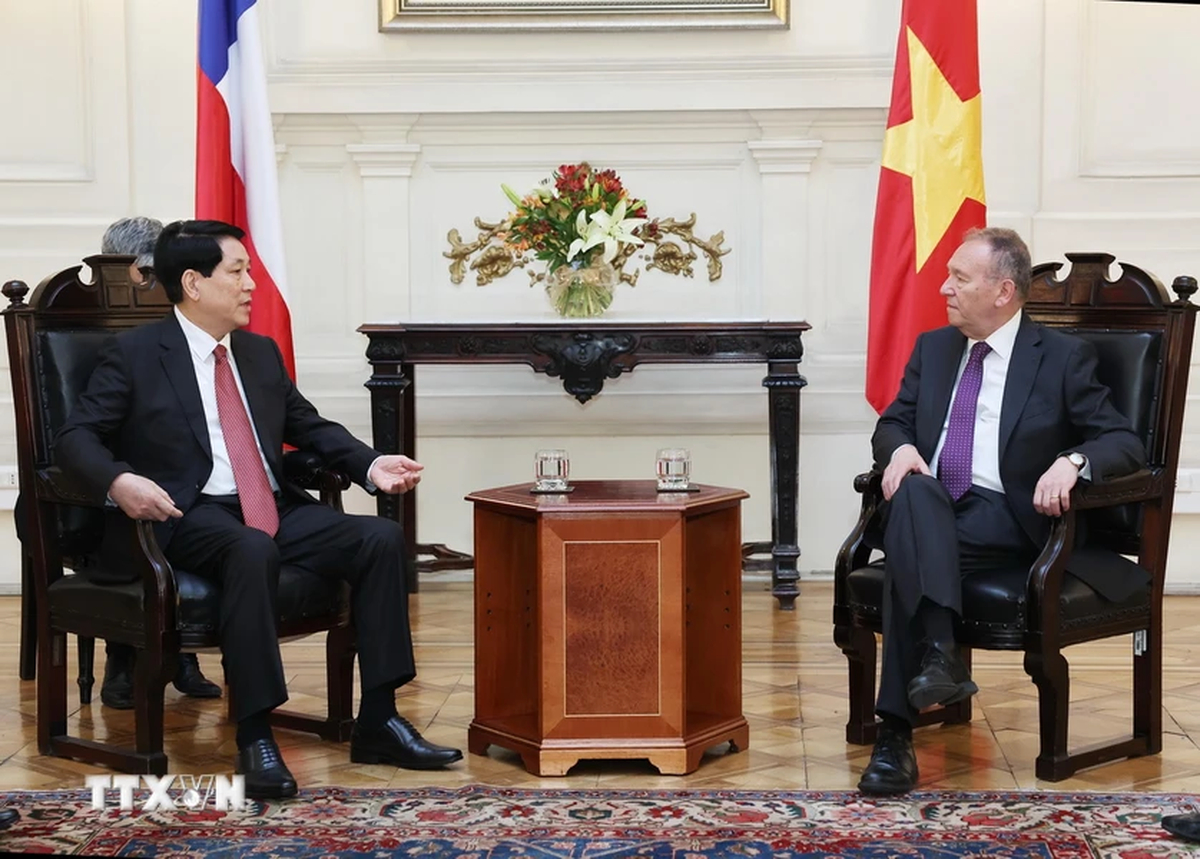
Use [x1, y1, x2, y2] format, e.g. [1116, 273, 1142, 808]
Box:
[545, 258, 617, 318]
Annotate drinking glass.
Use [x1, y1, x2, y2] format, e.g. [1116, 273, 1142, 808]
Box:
[534, 449, 570, 492]
[656, 448, 691, 491]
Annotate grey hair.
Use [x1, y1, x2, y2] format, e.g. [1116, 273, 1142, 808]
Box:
[101, 217, 164, 269]
[963, 226, 1032, 300]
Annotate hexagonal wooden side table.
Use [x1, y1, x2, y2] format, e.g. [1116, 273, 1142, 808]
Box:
[465, 479, 750, 777]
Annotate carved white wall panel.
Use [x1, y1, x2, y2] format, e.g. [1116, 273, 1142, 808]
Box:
[0, 0, 129, 218]
[1079, 1, 1200, 178]
[1042, 0, 1200, 214]
[0, 0, 91, 183]
[412, 147, 754, 322]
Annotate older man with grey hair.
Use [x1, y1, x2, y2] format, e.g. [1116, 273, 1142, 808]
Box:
[101, 216, 163, 286]
[93, 216, 224, 709]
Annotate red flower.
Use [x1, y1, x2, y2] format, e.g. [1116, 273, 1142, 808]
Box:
[594, 169, 623, 195]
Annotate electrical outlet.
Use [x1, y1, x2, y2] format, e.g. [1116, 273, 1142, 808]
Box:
[0, 468, 19, 488]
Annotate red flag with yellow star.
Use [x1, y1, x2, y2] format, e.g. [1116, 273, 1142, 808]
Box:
[866, 0, 986, 413]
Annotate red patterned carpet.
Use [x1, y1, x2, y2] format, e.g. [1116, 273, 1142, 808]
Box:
[1, 786, 1197, 857]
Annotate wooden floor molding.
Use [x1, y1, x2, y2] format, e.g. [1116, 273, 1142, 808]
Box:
[1, 582, 1199, 792]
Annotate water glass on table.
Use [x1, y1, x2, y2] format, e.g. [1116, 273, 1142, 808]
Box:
[656, 448, 691, 492]
[534, 449, 570, 492]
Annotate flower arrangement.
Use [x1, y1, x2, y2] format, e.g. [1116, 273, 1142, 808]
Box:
[444, 162, 731, 318]
[500, 163, 653, 276]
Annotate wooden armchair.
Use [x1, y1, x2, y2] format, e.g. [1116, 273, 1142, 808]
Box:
[3, 256, 358, 775]
[834, 253, 1197, 781]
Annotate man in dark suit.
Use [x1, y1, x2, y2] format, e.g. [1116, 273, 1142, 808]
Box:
[859, 227, 1145, 795]
[55, 219, 462, 799]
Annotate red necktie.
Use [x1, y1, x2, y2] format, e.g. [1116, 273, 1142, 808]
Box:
[213, 344, 279, 536]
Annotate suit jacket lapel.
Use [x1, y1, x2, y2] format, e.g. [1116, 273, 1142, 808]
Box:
[999, 315, 1043, 459]
[920, 329, 966, 459]
[159, 315, 213, 461]
[230, 331, 282, 478]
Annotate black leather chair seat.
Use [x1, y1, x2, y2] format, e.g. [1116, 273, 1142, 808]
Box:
[846, 561, 1150, 638]
[48, 567, 345, 645]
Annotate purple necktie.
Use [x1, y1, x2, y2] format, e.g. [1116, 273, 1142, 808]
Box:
[939, 341, 991, 501]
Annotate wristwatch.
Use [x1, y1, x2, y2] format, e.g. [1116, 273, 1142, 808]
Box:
[1066, 452, 1087, 471]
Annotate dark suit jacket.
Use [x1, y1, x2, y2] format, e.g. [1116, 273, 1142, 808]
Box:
[872, 313, 1147, 595]
[54, 312, 379, 552]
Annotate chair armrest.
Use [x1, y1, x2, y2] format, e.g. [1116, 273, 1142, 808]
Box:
[283, 449, 352, 494]
[1071, 467, 1161, 510]
[1024, 468, 1160, 632]
[853, 469, 883, 497]
[36, 466, 106, 507]
[834, 468, 885, 611]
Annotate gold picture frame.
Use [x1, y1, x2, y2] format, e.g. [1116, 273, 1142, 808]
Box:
[378, 0, 788, 32]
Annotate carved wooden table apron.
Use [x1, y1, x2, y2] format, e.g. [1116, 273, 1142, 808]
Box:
[358, 321, 810, 610]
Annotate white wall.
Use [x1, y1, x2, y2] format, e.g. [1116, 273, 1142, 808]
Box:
[1, 0, 1199, 592]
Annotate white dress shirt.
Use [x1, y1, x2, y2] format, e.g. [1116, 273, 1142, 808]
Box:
[930, 310, 1023, 494]
[174, 307, 280, 495]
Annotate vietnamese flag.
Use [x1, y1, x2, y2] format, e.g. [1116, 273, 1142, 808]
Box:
[865, 0, 987, 413]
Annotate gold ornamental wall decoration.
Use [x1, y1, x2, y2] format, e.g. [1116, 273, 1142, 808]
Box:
[443, 163, 731, 318]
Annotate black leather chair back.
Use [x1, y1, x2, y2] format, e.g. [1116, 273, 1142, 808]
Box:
[27, 329, 115, 558]
[1060, 328, 1163, 547]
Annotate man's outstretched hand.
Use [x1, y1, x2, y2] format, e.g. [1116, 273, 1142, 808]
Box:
[368, 455, 424, 495]
[109, 472, 183, 521]
[882, 444, 932, 501]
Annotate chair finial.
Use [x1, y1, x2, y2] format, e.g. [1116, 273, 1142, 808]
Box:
[1172, 275, 1197, 304]
[2, 280, 29, 308]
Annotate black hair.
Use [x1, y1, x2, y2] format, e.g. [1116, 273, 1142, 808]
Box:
[154, 220, 246, 303]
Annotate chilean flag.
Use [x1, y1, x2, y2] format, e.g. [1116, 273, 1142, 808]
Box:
[197, 0, 295, 377]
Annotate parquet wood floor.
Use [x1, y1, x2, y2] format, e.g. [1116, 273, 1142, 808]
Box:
[0, 582, 1198, 793]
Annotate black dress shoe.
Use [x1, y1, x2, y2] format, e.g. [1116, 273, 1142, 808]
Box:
[173, 653, 222, 699]
[858, 722, 918, 795]
[1163, 811, 1200, 843]
[0, 808, 18, 830]
[236, 738, 298, 800]
[100, 651, 134, 710]
[907, 641, 978, 710]
[350, 716, 463, 770]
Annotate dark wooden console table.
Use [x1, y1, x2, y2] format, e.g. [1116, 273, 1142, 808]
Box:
[358, 321, 810, 610]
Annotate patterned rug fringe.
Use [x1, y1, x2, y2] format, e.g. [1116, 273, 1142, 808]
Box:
[1, 785, 1197, 857]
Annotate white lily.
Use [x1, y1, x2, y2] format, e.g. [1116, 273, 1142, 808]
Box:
[566, 199, 647, 264]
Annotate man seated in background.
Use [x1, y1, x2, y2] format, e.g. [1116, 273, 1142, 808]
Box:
[96, 217, 223, 708]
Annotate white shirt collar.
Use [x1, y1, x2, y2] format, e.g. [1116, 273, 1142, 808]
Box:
[972, 308, 1022, 361]
[174, 306, 231, 363]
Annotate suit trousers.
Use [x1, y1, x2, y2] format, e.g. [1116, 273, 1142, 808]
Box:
[164, 495, 415, 723]
[876, 474, 1037, 724]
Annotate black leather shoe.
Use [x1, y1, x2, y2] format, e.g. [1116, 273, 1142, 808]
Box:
[907, 641, 978, 710]
[0, 808, 18, 829]
[173, 653, 222, 699]
[1163, 811, 1200, 843]
[236, 738, 298, 800]
[350, 716, 463, 770]
[100, 650, 134, 710]
[857, 722, 918, 795]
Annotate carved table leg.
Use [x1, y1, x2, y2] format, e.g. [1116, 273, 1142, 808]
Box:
[366, 363, 418, 593]
[763, 360, 807, 610]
